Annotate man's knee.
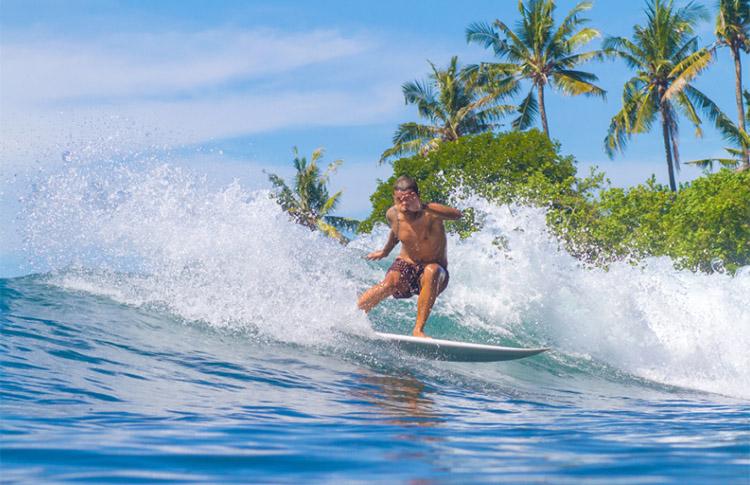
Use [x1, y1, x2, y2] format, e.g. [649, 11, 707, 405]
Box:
[423, 263, 443, 281]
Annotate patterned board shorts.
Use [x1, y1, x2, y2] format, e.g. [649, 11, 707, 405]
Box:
[387, 258, 449, 299]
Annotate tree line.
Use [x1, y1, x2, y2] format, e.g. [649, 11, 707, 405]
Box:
[267, 0, 749, 247]
[381, 0, 749, 191]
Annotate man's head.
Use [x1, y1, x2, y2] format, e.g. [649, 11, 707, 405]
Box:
[393, 175, 421, 212]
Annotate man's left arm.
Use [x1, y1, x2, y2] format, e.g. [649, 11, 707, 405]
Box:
[422, 202, 462, 220]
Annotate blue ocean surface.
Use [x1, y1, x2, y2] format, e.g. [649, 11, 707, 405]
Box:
[2, 162, 749, 483]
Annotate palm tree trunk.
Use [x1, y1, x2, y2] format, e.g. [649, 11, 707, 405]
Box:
[537, 83, 550, 138]
[732, 45, 749, 168]
[661, 106, 677, 192]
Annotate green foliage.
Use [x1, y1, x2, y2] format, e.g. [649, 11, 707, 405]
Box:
[688, 90, 750, 170]
[466, 0, 606, 137]
[379, 56, 516, 163]
[267, 147, 359, 243]
[716, 0, 750, 54]
[665, 169, 750, 272]
[549, 170, 750, 273]
[362, 130, 750, 273]
[603, 0, 719, 192]
[548, 176, 675, 264]
[360, 130, 576, 233]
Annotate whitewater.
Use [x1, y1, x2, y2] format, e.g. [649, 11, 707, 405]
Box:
[2, 159, 749, 482]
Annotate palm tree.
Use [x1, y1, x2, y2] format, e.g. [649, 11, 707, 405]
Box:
[379, 56, 515, 164]
[466, 0, 606, 138]
[689, 91, 750, 170]
[715, 0, 750, 167]
[267, 147, 359, 243]
[603, 0, 721, 192]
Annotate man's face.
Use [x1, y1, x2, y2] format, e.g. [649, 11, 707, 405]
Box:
[393, 189, 420, 212]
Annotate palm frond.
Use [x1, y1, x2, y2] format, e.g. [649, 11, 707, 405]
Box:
[683, 85, 724, 127]
[674, 90, 703, 137]
[557, 50, 606, 68]
[687, 157, 742, 169]
[631, 85, 659, 134]
[391, 122, 441, 144]
[512, 89, 539, 130]
[316, 220, 347, 244]
[663, 47, 714, 100]
[474, 103, 518, 125]
[605, 107, 634, 157]
[565, 27, 601, 51]
[552, 69, 606, 97]
[323, 215, 360, 232]
[548, 0, 594, 55]
[602, 36, 646, 69]
[319, 190, 342, 217]
[466, 21, 508, 56]
[379, 138, 432, 164]
[493, 19, 532, 61]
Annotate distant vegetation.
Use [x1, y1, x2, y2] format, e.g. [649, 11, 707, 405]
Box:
[363, 131, 750, 272]
[378, 56, 515, 164]
[465, 0, 606, 138]
[360, 130, 579, 234]
[271, 0, 749, 272]
[266, 148, 358, 243]
[603, 0, 720, 191]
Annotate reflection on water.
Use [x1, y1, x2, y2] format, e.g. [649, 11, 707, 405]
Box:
[354, 371, 443, 428]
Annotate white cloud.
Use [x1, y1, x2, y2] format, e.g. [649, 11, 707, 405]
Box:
[0, 27, 424, 171]
[1, 85, 401, 161]
[1, 29, 369, 106]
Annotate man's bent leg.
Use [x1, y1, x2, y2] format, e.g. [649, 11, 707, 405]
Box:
[358, 272, 399, 313]
[413, 264, 446, 337]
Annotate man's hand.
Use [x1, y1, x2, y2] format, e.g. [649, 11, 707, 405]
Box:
[396, 190, 422, 212]
[366, 250, 388, 260]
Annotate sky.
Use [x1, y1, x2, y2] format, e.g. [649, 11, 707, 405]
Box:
[0, 0, 743, 274]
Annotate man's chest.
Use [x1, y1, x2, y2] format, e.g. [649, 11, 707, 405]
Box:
[395, 214, 435, 244]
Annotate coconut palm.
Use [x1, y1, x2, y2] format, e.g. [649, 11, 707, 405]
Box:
[267, 147, 359, 243]
[603, 0, 721, 192]
[689, 91, 750, 170]
[466, 0, 606, 138]
[715, 0, 750, 167]
[379, 56, 516, 164]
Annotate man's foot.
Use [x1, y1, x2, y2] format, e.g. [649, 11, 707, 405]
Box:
[412, 329, 430, 338]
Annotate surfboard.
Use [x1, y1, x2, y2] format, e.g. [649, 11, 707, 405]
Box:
[375, 332, 549, 362]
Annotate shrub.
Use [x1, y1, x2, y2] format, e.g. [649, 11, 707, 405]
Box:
[361, 130, 750, 273]
[359, 130, 577, 233]
[665, 169, 750, 272]
[549, 170, 750, 272]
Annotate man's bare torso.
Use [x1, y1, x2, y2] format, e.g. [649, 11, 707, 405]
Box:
[387, 206, 448, 268]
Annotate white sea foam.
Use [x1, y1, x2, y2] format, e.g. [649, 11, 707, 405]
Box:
[442, 197, 750, 398]
[23, 162, 373, 345]
[22, 161, 750, 397]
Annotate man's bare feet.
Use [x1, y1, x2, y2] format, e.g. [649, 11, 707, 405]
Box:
[412, 329, 430, 338]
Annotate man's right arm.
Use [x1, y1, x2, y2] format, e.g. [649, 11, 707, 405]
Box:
[366, 207, 399, 260]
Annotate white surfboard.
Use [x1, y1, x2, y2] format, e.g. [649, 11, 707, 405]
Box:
[375, 332, 549, 362]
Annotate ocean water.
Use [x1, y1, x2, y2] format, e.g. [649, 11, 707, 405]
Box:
[1, 161, 749, 483]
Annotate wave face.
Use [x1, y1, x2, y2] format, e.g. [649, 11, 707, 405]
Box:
[4, 158, 750, 483]
[19, 160, 750, 399]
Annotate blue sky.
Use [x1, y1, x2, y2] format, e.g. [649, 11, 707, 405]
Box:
[0, 0, 742, 273]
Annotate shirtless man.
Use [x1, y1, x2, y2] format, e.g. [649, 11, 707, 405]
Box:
[357, 176, 462, 337]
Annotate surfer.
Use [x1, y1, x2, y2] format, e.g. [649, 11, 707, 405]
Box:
[357, 176, 462, 338]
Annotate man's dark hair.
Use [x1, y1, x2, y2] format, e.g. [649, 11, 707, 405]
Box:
[393, 175, 419, 195]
